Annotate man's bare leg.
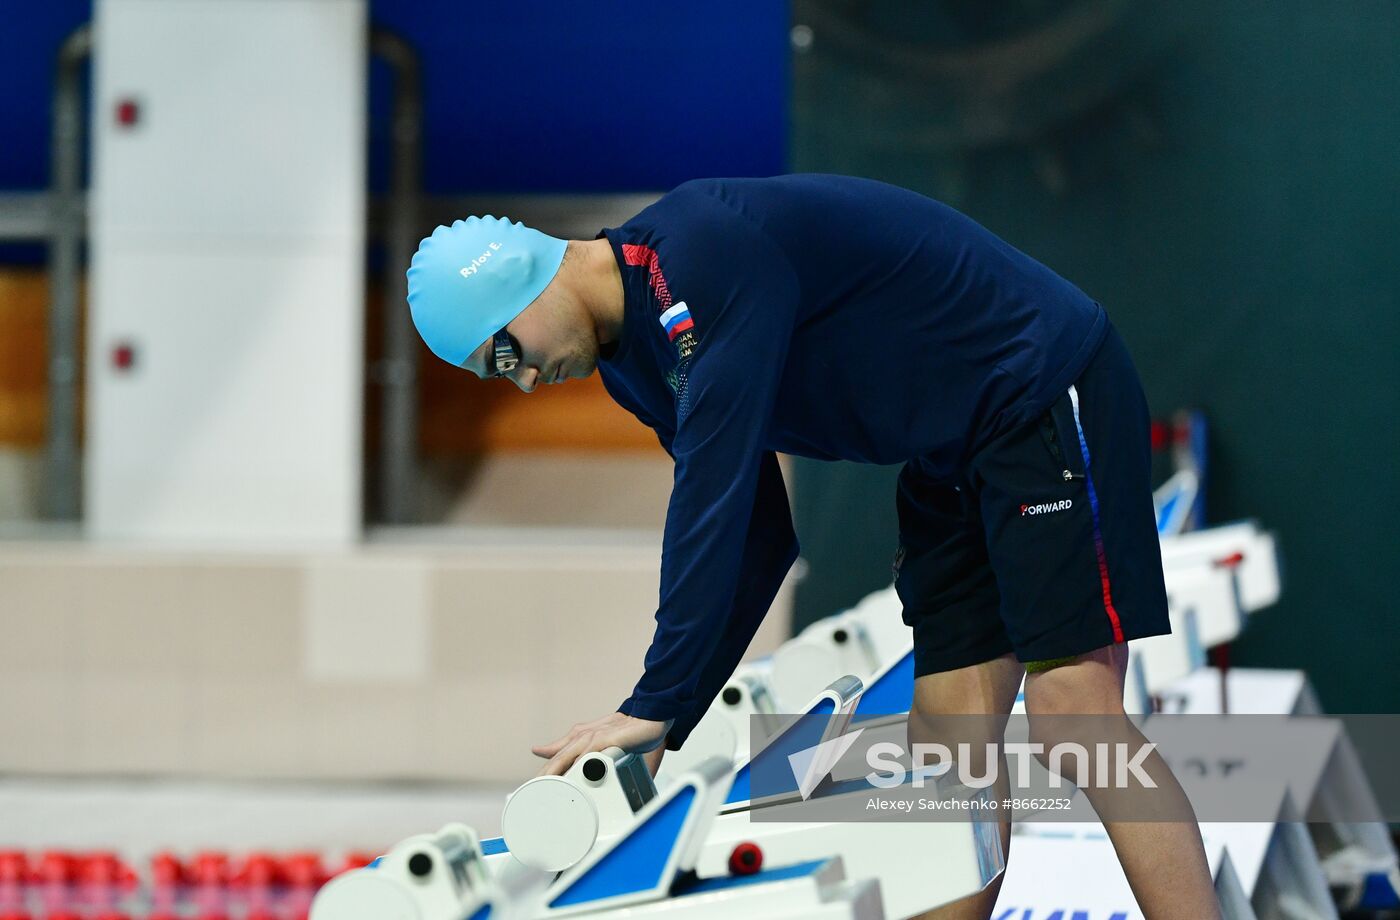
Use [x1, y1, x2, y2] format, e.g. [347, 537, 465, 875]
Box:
[1023, 642, 1222, 920]
[906, 652, 1024, 920]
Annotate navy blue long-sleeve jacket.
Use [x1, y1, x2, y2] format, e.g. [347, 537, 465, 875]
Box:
[596, 175, 1107, 749]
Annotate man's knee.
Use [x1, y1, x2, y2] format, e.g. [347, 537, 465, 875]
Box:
[910, 652, 1023, 719]
[1022, 643, 1129, 717]
[909, 699, 1010, 784]
[1021, 645, 1138, 787]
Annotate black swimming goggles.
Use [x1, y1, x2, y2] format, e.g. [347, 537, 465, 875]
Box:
[486, 329, 521, 378]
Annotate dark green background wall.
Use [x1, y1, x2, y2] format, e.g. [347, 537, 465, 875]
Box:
[788, 2, 1400, 713]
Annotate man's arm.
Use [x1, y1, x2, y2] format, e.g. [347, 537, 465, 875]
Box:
[598, 387, 798, 751]
[615, 210, 802, 736]
[662, 449, 798, 749]
[534, 193, 801, 775]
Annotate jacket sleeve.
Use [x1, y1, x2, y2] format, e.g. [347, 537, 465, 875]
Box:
[662, 450, 797, 749]
[599, 377, 798, 749]
[616, 202, 802, 741]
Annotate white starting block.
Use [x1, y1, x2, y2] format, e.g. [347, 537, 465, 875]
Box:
[1159, 520, 1281, 618]
[663, 612, 918, 784]
[1158, 667, 1319, 717]
[486, 676, 1002, 919]
[667, 643, 923, 797]
[316, 758, 883, 919]
[666, 635, 918, 784]
[765, 585, 911, 712]
[502, 746, 657, 872]
[659, 669, 782, 780]
[522, 757, 882, 918]
[1126, 595, 1208, 699]
[699, 679, 1003, 917]
[1157, 667, 1400, 912]
[311, 822, 535, 920]
[769, 617, 881, 712]
[830, 585, 913, 667]
[1130, 518, 1284, 700]
[1145, 479, 1282, 709]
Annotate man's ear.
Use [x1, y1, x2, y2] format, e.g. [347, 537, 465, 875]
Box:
[458, 348, 483, 378]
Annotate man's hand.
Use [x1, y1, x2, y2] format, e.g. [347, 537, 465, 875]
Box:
[532, 712, 671, 777]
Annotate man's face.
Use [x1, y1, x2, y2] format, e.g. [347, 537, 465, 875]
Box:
[460, 289, 599, 392]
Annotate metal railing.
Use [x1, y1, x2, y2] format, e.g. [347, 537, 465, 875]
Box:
[46, 23, 92, 521]
[369, 28, 422, 525]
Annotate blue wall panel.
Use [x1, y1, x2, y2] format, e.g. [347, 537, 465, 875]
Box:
[1, 1, 788, 197]
[0, 2, 93, 190]
[372, 1, 788, 193]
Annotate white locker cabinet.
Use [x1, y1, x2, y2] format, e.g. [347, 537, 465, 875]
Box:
[89, 0, 367, 544]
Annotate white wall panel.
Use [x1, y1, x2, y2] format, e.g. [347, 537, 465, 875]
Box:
[89, 0, 366, 544]
[87, 241, 362, 543]
[91, 0, 365, 241]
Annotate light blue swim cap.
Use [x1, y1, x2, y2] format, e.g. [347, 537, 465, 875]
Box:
[406, 216, 568, 367]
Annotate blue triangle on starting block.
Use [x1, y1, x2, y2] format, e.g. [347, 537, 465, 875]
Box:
[735, 696, 838, 803]
[1360, 872, 1400, 910]
[549, 785, 696, 907]
[852, 650, 915, 722]
[725, 760, 752, 805]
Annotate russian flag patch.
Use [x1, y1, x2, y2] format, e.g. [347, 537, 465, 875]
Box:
[659, 302, 694, 342]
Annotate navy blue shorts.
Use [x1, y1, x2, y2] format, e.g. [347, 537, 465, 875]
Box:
[893, 324, 1171, 677]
